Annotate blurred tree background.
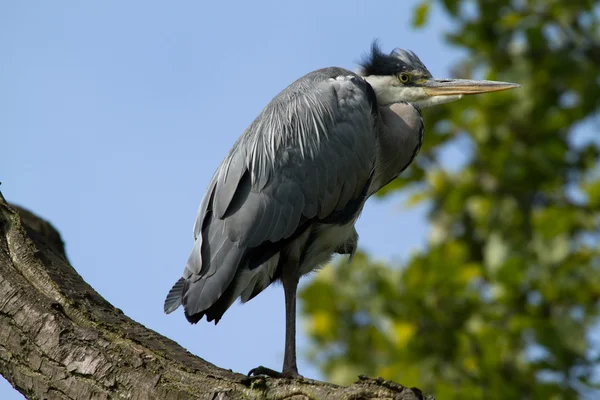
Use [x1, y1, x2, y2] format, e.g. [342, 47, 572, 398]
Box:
[300, 0, 600, 398]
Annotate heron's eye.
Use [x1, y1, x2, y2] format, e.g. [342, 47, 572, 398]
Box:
[399, 73, 410, 83]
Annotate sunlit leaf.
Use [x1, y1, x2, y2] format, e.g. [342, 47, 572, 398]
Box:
[412, 1, 431, 28]
[392, 321, 417, 347]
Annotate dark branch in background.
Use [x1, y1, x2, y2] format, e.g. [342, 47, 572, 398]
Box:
[0, 191, 433, 400]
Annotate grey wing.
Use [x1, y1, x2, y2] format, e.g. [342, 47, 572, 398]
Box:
[164, 69, 378, 323]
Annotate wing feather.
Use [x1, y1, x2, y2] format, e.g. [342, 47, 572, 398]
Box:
[214, 150, 248, 219]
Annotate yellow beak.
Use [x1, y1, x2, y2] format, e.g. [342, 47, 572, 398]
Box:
[422, 78, 521, 96]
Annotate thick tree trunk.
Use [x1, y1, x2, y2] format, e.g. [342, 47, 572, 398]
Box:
[0, 191, 432, 400]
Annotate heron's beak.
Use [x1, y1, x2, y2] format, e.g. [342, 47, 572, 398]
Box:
[422, 78, 520, 97]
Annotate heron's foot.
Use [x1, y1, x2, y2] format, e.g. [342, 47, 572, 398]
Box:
[247, 366, 283, 378]
[282, 368, 303, 379]
[247, 366, 303, 379]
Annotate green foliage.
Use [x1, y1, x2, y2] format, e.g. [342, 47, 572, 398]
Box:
[300, 1, 600, 398]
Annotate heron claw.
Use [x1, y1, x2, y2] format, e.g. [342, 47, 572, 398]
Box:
[247, 366, 303, 379]
[247, 366, 283, 378]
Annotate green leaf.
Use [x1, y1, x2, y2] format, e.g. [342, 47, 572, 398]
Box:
[412, 1, 430, 28]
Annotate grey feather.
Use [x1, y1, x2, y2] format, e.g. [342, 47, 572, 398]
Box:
[183, 230, 244, 314]
[214, 152, 248, 219]
[164, 277, 185, 314]
[192, 174, 218, 241]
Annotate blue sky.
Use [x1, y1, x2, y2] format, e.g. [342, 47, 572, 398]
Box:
[0, 2, 463, 398]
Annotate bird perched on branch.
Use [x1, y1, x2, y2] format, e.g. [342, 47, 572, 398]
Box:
[164, 41, 519, 378]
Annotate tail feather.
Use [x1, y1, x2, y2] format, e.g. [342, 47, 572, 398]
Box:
[200, 252, 281, 324]
[164, 277, 185, 314]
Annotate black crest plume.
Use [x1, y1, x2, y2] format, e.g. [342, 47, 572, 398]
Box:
[359, 40, 432, 77]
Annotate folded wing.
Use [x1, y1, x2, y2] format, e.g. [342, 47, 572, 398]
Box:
[164, 68, 378, 323]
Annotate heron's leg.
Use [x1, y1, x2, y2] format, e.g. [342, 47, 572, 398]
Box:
[281, 270, 300, 378]
[246, 269, 302, 379]
[248, 238, 308, 379]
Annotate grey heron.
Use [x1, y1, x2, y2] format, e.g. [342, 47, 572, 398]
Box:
[164, 42, 519, 378]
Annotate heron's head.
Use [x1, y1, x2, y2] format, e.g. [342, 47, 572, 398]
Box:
[360, 42, 520, 108]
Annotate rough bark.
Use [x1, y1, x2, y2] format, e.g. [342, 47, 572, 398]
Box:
[0, 191, 433, 400]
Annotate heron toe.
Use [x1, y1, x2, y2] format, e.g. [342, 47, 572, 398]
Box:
[247, 366, 303, 379]
[247, 366, 283, 378]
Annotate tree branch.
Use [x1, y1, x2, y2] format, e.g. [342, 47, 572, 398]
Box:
[0, 191, 432, 399]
